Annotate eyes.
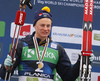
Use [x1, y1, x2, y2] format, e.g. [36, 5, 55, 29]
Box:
[40, 24, 51, 28]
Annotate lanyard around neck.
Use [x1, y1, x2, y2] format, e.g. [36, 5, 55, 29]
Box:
[33, 35, 49, 62]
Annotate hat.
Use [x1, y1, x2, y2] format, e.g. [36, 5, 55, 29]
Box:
[33, 6, 52, 26]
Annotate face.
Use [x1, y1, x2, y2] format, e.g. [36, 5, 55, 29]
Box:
[34, 18, 52, 41]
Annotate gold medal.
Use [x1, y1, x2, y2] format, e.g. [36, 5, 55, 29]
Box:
[33, 35, 49, 71]
[38, 62, 44, 69]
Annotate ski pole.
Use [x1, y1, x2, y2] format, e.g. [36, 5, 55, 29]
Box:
[4, 4, 26, 81]
[4, 22, 17, 81]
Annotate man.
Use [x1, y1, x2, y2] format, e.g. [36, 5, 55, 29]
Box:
[0, 3, 93, 81]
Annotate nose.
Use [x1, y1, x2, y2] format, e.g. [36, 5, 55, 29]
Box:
[44, 26, 48, 31]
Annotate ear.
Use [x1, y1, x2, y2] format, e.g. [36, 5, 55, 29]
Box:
[33, 25, 36, 29]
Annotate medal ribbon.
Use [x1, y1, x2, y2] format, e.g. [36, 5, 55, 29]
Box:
[33, 35, 49, 62]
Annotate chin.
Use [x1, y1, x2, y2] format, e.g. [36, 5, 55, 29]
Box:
[41, 35, 48, 38]
[42, 36, 48, 38]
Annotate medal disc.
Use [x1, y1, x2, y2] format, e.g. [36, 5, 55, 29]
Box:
[38, 62, 43, 69]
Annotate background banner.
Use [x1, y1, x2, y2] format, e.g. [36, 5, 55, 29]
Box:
[0, 0, 100, 81]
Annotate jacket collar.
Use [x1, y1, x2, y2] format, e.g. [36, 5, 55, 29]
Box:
[32, 32, 48, 46]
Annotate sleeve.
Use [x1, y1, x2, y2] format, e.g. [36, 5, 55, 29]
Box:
[56, 44, 80, 81]
[0, 39, 23, 80]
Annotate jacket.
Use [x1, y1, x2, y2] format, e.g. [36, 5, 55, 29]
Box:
[0, 32, 80, 81]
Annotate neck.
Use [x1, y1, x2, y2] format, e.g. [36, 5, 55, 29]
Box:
[35, 34, 47, 42]
[40, 38, 46, 42]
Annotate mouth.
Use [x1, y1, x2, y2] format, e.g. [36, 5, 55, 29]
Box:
[42, 32, 48, 34]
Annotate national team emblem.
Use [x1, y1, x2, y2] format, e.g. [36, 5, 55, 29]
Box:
[39, 13, 42, 16]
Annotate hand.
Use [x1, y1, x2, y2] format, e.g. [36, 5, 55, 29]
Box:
[89, 53, 94, 62]
[4, 55, 13, 67]
[78, 53, 94, 62]
[20, 0, 33, 9]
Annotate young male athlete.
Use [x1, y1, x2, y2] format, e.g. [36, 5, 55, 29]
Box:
[0, 1, 93, 81]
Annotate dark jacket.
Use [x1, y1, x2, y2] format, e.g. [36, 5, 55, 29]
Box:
[0, 32, 80, 81]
